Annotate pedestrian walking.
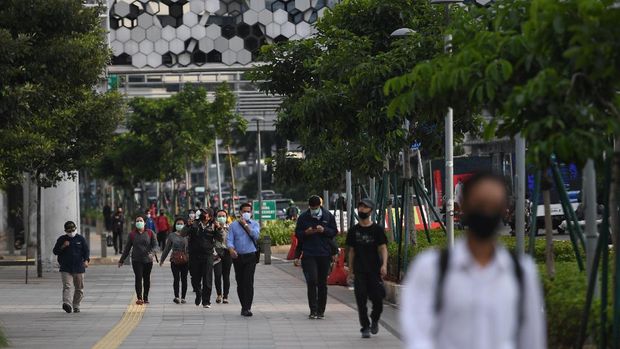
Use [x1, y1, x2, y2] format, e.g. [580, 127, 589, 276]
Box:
[400, 172, 546, 349]
[286, 200, 300, 220]
[213, 209, 232, 304]
[295, 195, 338, 319]
[118, 216, 158, 305]
[160, 217, 189, 304]
[145, 209, 157, 233]
[155, 209, 171, 250]
[112, 207, 124, 255]
[103, 203, 113, 233]
[184, 208, 222, 308]
[53, 221, 89, 314]
[227, 202, 260, 317]
[346, 198, 388, 338]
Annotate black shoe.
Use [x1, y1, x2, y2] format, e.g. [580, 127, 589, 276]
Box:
[73, 308, 80, 313]
[195, 293, 201, 306]
[371, 321, 379, 335]
[241, 310, 253, 317]
[361, 328, 371, 339]
[308, 313, 318, 320]
[173, 298, 180, 304]
[143, 299, 149, 304]
[62, 303, 72, 313]
[316, 313, 325, 319]
[222, 298, 229, 304]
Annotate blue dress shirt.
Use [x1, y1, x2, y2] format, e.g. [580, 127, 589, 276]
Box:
[227, 219, 260, 254]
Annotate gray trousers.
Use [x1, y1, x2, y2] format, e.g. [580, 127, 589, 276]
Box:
[61, 272, 84, 308]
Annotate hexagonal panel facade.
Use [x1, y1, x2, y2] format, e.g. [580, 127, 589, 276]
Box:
[109, 0, 338, 68]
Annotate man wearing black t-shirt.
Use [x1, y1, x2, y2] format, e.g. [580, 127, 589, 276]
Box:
[346, 198, 388, 339]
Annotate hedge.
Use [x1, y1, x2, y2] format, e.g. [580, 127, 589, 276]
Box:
[258, 220, 296, 246]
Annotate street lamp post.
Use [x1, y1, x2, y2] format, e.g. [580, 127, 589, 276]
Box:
[252, 116, 265, 226]
[214, 137, 224, 210]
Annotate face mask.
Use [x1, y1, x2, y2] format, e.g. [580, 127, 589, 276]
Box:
[310, 208, 321, 216]
[175, 224, 184, 231]
[136, 221, 145, 230]
[196, 211, 201, 218]
[66, 231, 77, 238]
[358, 211, 370, 220]
[146, 214, 151, 218]
[463, 210, 502, 240]
[242, 212, 252, 221]
[217, 217, 227, 224]
[189, 213, 195, 220]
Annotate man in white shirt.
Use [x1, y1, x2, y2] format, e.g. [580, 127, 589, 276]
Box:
[400, 172, 546, 349]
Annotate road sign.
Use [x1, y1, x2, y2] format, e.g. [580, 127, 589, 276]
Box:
[252, 200, 277, 221]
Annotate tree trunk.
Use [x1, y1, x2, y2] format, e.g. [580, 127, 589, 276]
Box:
[185, 163, 192, 211]
[204, 153, 210, 208]
[228, 145, 237, 215]
[610, 142, 619, 250]
[543, 178, 555, 278]
[36, 184, 42, 278]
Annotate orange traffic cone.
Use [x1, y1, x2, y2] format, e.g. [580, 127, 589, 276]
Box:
[287, 234, 298, 260]
[327, 248, 348, 286]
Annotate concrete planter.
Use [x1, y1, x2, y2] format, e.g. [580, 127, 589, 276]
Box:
[270, 245, 292, 254]
[383, 280, 402, 305]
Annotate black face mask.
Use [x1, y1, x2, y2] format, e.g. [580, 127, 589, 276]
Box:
[462, 210, 502, 240]
[358, 211, 370, 220]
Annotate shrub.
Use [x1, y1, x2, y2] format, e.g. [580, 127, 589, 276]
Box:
[259, 220, 296, 246]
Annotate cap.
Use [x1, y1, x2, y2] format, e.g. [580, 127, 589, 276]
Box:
[357, 198, 375, 209]
[64, 221, 77, 232]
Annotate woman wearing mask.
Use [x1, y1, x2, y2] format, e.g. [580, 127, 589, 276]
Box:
[145, 209, 157, 233]
[160, 217, 189, 304]
[119, 216, 158, 305]
[213, 210, 232, 304]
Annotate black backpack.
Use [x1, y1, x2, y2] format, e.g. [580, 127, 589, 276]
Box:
[434, 248, 524, 336]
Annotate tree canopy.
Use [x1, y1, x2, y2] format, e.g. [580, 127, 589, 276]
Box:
[250, 0, 479, 190]
[0, 0, 124, 187]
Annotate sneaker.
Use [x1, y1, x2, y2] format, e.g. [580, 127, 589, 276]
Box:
[316, 313, 325, 319]
[203, 303, 211, 308]
[370, 321, 379, 335]
[195, 294, 201, 306]
[62, 303, 72, 313]
[173, 298, 180, 304]
[73, 308, 80, 313]
[361, 328, 371, 339]
[216, 295, 222, 304]
[308, 313, 318, 320]
[136, 299, 144, 305]
[143, 299, 150, 304]
[181, 299, 187, 304]
[241, 310, 253, 317]
[222, 298, 229, 304]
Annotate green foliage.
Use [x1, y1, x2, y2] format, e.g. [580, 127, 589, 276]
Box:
[95, 83, 245, 187]
[0, 0, 124, 187]
[0, 326, 7, 348]
[259, 220, 296, 246]
[386, 0, 620, 168]
[250, 0, 474, 190]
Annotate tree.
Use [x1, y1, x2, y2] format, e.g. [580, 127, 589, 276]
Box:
[0, 0, 125, 276]
[250, 0, 477, 191]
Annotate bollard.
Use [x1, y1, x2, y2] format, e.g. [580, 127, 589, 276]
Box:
[97, 230, 107, 258]
[85, 227, 91, 245]
[262, 235, 272, 265]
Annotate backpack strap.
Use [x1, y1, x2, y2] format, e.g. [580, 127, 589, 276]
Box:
[434, 248, 450, 314]
[508, 250, 524, 340]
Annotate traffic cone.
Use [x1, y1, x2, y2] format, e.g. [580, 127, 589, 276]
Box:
[327, 248, 348, 286]
[287, 234, 298, 260]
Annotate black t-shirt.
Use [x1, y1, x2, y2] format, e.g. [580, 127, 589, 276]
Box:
[346, 223, 388, 274]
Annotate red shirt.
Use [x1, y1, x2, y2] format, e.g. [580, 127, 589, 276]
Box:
[155, 215, 170, 233]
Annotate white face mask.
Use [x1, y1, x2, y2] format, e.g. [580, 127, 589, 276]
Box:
[146, 213, 151, 218]
[242, 212, 252, 221]
[66, 231, 77, 238]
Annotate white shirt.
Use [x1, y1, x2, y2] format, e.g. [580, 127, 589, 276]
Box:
[400, 239, 546, 349]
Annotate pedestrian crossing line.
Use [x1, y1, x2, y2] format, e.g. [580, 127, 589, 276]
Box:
[91, 297, 145, 349]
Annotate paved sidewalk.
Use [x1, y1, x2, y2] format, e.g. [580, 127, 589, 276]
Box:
[0, 261, 402, 349]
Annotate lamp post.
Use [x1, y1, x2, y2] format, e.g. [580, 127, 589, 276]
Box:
[252, 116, 265, 227]
[214, 137, 223, 210]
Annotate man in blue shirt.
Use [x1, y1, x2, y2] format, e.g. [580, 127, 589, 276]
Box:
[227, 202, 260, 317]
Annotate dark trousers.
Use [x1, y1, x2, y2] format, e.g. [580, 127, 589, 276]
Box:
[113, 230, 123, 254]
[354, 272, 384, 329]
[214, 249, 232, 298]
[233, 253, 257, 311]
[131, 262, 153, 300]
[157, 232, 168, 250]
[301, 255, 331, 315]
[190, 256, 213, 305]
[171, 262, 189, 299]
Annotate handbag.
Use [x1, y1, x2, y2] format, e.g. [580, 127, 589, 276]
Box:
[106, 234, 114, 247]
[170, 250, 188, 265]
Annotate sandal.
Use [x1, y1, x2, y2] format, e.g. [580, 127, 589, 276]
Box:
[136, 299, 144, 305]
